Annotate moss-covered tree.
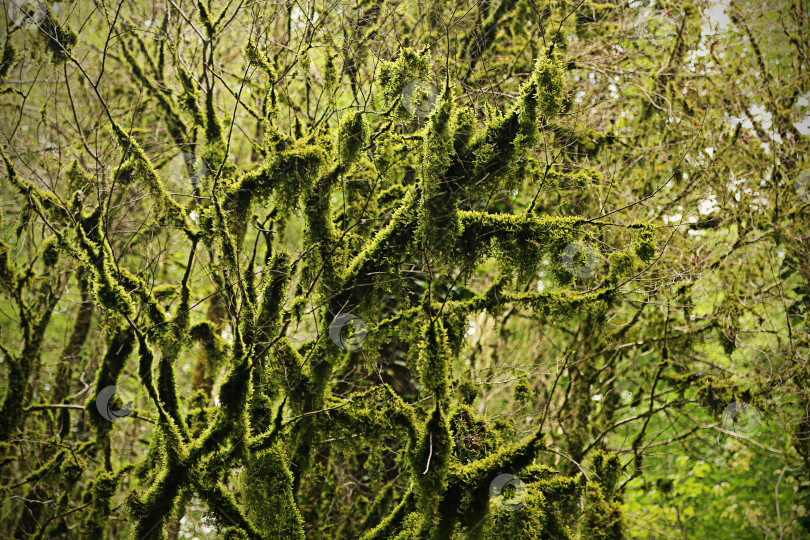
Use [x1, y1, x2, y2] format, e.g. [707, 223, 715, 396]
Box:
[0, 0, 808, 538]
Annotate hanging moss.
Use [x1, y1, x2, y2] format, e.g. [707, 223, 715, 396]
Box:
[514, 376, 532, 404]
[607, 249, 642, 281]
[416, 319, 453, 402]
[418, 84, 460, 256]
[410, 404, 454, 508]
[243, 38, 278, 82]
[243, 443, 305, 539]
[628, 221, 657, 262]
[579, 451, 624, 539]
[40, 9, 78, 64]
[80, 471, 117, 537]
[377, 48, 430, 116]
[0, 40, 15, 80]
[337, 111, 369, 167]
[176, 65, 204, 125]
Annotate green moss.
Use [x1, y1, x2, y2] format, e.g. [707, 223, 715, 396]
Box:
[0, 40, 15, 80]
[456, 377, 478, 406]
[410, 404, 454, 514]
[418, 84, 460, 256]
[41, 235, 61, 267]
[41, 9, 77, 64]
[514, 376, 532, 404]
[449, 406, 500, 464]
[229, 132, 329, 215]
[107, 123, 194, 234]
[483, 488, 550, 539]
[416, 319, 452, 401]
[455, 212, 583, 282]
[531, 49, 567, 119]
[438, 427, 545, 535]
[87, 328, 136, 431]
[628, 221, 656, 262]
[93, 267, 135, 317]
[580, 483, 623, 539]
[243, 443, 305, 539]
[607, 250, 642, 280]
[177, 65, 204, 124]
[324, 51, 338, 101]
[695, 377, 754, 416]
[243, 38, 278, 82]
[337, 111, 368, 167]
[361, 488, 416, 540]
[377, 48, 430, 116]
[80, 471, 117, 537]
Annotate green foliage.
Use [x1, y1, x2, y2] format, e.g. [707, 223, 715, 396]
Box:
[1, 0, 808, 538]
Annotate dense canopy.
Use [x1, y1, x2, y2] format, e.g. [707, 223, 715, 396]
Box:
[0, 0, 808, 538]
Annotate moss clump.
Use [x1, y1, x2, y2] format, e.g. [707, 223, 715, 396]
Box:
[484, 488, 551, 539]
[456, 377, 478, 406]
[416, 319, 453, 401]
[531, 50, 568, 119]
[514, 376, 533, 404]
[80, 471, 117, 537]
[177, 65, 204, 124]
[418, 84, 461, 257]
[41, 10, 78, 64]
[449, 406, 500, 464]
[410, 405, 454, 505]
[243, 443, 306, 539]
[337, 111, 368, 166]
[581, 483, 623, 539]
[607, 250, 642, 280]
[0, 40, 15, 80]
[243, 38, 278, 81]
[580, 452, 624, 539]
[629, 221, 656, 262]
[41, 235, 61, 267]
[377, 48, 430, 115]
[94, 269, 135, 317]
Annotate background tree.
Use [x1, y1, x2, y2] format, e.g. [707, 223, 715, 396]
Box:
[0, 0, 807, 538]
